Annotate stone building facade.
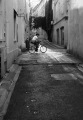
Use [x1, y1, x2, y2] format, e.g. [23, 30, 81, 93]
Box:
[32, 0, 46, 17]
[45, 0, 53, 42]
[52, 0, 68, 48]
[67, 0, 83, 59]
[18, 0, 30, 48]
[0, 0, 30, 79]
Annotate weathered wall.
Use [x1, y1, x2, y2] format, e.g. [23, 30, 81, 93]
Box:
[18, 0, 30, 48]
[53, 0, 68, 23]
[0, 0, 30, 77]
[52, 0, 68, 48]
[6, 0, 18, 69]
[0, 0, 8, 77]
[17, 0, 25, 47]
[18, 17, 25, 47]
[37, 0, 46, 17]
[26, 0, 30, 21]
[32, 0, 46, 17]
[0, 0, 5, 43]
[68, 0, 83, 59]
[52, 19, 68, 47]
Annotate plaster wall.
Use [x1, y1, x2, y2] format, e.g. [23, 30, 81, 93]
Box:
[17, 0, 28, 48]
[6, 0, 18, 69]
[18, 0, 25, 14]
[0, 0, 6, 42]
[68, 0, 83, 59]
[37, 0, 46, 17]
[26, 0, 30, 21]
[18, 17, 25, 47]
[53, 0, 68, 23]
[32, 0, 46, 17]
[52, 0, 68, 48]
[0, 0, 8, 77]
[52, 19, 68, 47]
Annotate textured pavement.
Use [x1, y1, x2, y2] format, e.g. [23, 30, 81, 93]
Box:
[0, 65, 21, 120]
[3, 64, 83, 120]
[1, 40, 83, 120]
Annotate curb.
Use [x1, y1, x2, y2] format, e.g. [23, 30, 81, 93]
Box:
[0, 88, 8, 111]
[77, 64, 83, 73]
[0, 65, 22, 120]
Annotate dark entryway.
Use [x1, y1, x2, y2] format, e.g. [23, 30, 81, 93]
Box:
[61, 27, 64, 46]
[56, 28, 59, 45]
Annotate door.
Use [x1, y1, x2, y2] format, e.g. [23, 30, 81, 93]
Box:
[61, 27, 64, 46]
[56, 29, 59, 44]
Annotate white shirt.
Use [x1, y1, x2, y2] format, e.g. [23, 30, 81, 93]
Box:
[32, 35, 38, 41]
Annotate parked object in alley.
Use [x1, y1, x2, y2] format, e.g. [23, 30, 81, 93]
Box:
[29, 33, 47, 53]
[29, 42, 47, 53]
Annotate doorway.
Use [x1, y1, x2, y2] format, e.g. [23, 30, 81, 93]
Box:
[56, 29, 59, 44]
[61, 27, 64, 46]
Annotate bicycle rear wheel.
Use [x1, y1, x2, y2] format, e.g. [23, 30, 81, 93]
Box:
[29, 46, 35, 53]
[40, 45, 47, 53]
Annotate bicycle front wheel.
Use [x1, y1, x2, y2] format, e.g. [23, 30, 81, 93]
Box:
[29, 46, 35, 53]
[40, 45, 47, 53]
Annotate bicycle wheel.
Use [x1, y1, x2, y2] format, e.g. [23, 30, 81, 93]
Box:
[29, 46, 35, 53]
[40, 45, 47, 53]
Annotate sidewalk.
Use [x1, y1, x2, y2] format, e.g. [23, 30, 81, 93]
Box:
[44, 40, 83, 75]
[0, 64, 21, 120]
[44, 40, 65, 49]
[44, 40, 83, 63]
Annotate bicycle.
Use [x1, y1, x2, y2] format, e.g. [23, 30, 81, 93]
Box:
[29, 41, 47, 53]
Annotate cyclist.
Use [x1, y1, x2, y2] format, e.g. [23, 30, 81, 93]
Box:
[31, 33, 40, 52]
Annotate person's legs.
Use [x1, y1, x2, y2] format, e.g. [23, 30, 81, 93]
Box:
[35, 42, 39, 51]
[26, 41, 30, 51]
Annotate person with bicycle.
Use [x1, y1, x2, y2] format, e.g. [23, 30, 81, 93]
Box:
[31, 33, 40, 52]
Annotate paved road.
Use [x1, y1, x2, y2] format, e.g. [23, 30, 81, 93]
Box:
[3, 43, 83, 120]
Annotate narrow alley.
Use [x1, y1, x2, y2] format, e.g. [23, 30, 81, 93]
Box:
[3, 41, 83, 120]
[1, 0, 83, 120]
